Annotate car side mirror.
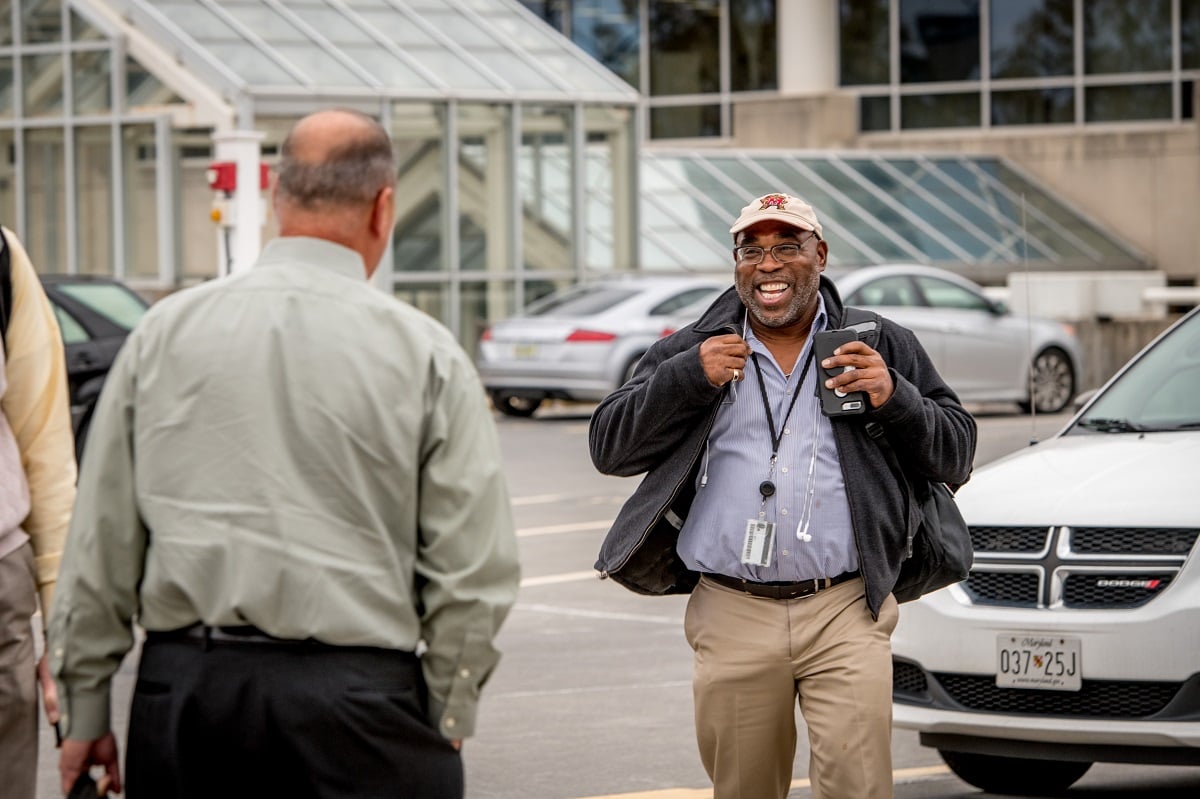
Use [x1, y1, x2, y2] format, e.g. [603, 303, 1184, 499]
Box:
[989, 299, 1009, 315]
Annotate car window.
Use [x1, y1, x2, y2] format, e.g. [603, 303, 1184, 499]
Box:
[914, 276, 992, 312]
[526, 286, 639, 317]
[847, 276, 917, 307]
[53, 305, 91, 344]
[1075, 312, 1200, 431]
[55, 283, 149, 329]
[649, 287, 720, 316]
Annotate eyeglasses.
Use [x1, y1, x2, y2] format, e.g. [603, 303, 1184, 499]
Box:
[733, 233, 819, 266]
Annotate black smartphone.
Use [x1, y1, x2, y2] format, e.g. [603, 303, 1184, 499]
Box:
[813, 328, 867, 416]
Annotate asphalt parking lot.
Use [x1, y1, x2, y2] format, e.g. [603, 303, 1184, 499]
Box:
[33, 402, 1200, 798]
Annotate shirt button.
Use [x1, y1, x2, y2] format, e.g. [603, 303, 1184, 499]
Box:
[54, 648, 63, 657]
[781, 467, 789, 474]
[459, 668, 470, 679]
[781, 549, 790, 556]
[783, 428, 791, 435]
[445, 717, 457, 729]
[780, 508, 788, 516]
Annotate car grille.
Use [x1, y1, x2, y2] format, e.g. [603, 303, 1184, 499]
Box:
[964, 526, 1198, 609]
[932, 673, 1181, 718]
[893, 660, 929, 698]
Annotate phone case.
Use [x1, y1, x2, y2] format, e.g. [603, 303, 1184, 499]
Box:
[813, 329, 867, 416]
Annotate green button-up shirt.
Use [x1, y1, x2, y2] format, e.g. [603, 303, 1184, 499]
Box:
[48, 237, 520, 741]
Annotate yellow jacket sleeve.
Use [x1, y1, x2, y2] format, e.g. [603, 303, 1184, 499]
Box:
[1, 227, 77, 615]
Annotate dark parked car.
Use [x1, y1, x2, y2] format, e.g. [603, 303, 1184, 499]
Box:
[40, 275, 149, 458]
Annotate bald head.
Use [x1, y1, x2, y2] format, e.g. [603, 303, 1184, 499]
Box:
[276, 109, 395, 211]
[274, 109, 397, 276]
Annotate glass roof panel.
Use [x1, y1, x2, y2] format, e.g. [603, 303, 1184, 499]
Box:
[837, 158, 1000, 261]
[976, 160, 1133, 261]
[206, 43, 299, 86]
[929, 157, 1092, 262]
[802, 158, 956, 261]
[635, 150, 1147, 279]
[419, 8, 496, 48]
[112, 0, 638, 101]
[270, 45, 366, 87]
[154, 2, 238, 38]
[474, 51, 561, 92]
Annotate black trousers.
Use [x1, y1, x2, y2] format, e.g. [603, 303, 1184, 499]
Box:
[126, 630, 462, 799]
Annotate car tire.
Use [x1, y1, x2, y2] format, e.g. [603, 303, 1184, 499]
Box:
[1021, 346, 1075, 414]
[622, 354, 645, 386]
[490, 391, 542, 418]
[939, 750, 1091, 795]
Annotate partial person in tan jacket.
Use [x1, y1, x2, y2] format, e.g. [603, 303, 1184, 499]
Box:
[0, 226, 78, 799]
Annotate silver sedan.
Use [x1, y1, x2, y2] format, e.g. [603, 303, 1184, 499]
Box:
[477, 276, 727, 417]
[830, 264, 1082, 414]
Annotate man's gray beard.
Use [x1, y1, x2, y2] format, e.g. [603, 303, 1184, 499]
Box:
[737, 281, 817, 329]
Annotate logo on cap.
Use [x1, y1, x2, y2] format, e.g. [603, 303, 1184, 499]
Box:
[760, 194, 789, 210]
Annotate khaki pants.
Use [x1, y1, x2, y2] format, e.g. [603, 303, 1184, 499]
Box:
[684, 575, 899, 799]
[0, 543, 38, 799]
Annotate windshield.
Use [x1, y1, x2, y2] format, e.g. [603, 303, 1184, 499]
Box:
[1073, 311, 1200, 434]
[525, 286, 638, 317]
[56, 283, 149, 330]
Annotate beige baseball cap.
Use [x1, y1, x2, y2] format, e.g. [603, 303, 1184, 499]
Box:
[729, 192, 823, 238]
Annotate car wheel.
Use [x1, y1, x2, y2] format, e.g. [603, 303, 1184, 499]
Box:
[939, 750, 1091, 795]
[1021, 346, 1075, 414]
[622, 354, 645, 386]
[490, 391, 542, 418]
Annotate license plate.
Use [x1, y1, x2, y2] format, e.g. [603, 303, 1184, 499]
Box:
[513, 343, 539, 359]
[995, 634, 1081, 691]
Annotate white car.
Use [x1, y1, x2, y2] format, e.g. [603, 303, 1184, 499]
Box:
[892, 306, 1200, 794]
[830, 264, 1082, 414]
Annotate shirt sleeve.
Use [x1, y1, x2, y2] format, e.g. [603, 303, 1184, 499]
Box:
[0, 228, 77, 615]
[46, 330, 146, 741]
[415, 344, 521, 739]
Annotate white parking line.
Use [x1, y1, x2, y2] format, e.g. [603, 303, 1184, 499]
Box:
[517, 520, 613, 537]
[515, 602, 677, 625]
[519, 571, 600, 587]
[512, 493, 578, 506]
[572, 764, 952, 798]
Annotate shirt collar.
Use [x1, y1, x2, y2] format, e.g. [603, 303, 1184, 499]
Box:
[255, 236, 370, 283]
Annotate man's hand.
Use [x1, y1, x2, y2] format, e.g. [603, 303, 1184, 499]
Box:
[60, 733, 122, 796]
[820, 339, 894, 408]
[37, 653, 59, 725]
[699, 334, 751, 387]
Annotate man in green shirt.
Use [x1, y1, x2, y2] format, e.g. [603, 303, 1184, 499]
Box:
[47, 108, 520, 798]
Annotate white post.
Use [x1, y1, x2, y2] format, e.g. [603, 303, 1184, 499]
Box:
[212, 130, 266, 275]
[778, 0, 840, 95]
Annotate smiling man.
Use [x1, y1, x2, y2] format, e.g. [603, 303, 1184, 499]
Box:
[589, 192, 976, 799]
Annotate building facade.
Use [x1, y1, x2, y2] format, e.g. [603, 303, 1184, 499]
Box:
[525, 0, 1200, 285]
[2, 0, 1194, 352]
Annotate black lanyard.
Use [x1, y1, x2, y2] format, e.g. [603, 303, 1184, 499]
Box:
[749, 348, 815, 456]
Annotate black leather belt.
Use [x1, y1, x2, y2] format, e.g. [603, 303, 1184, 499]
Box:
[703, 570, 860, 600]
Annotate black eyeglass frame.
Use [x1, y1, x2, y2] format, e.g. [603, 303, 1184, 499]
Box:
[732, 231, 821, 266]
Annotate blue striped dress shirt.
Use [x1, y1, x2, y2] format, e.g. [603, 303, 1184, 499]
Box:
[676, 298, 858, 582]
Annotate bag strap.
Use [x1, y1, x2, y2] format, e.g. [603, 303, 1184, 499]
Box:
[840, 306, 881, 348]
[0, 229, 11, 353]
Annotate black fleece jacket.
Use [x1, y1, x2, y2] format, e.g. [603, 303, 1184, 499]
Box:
[588, 278, 977, 618]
